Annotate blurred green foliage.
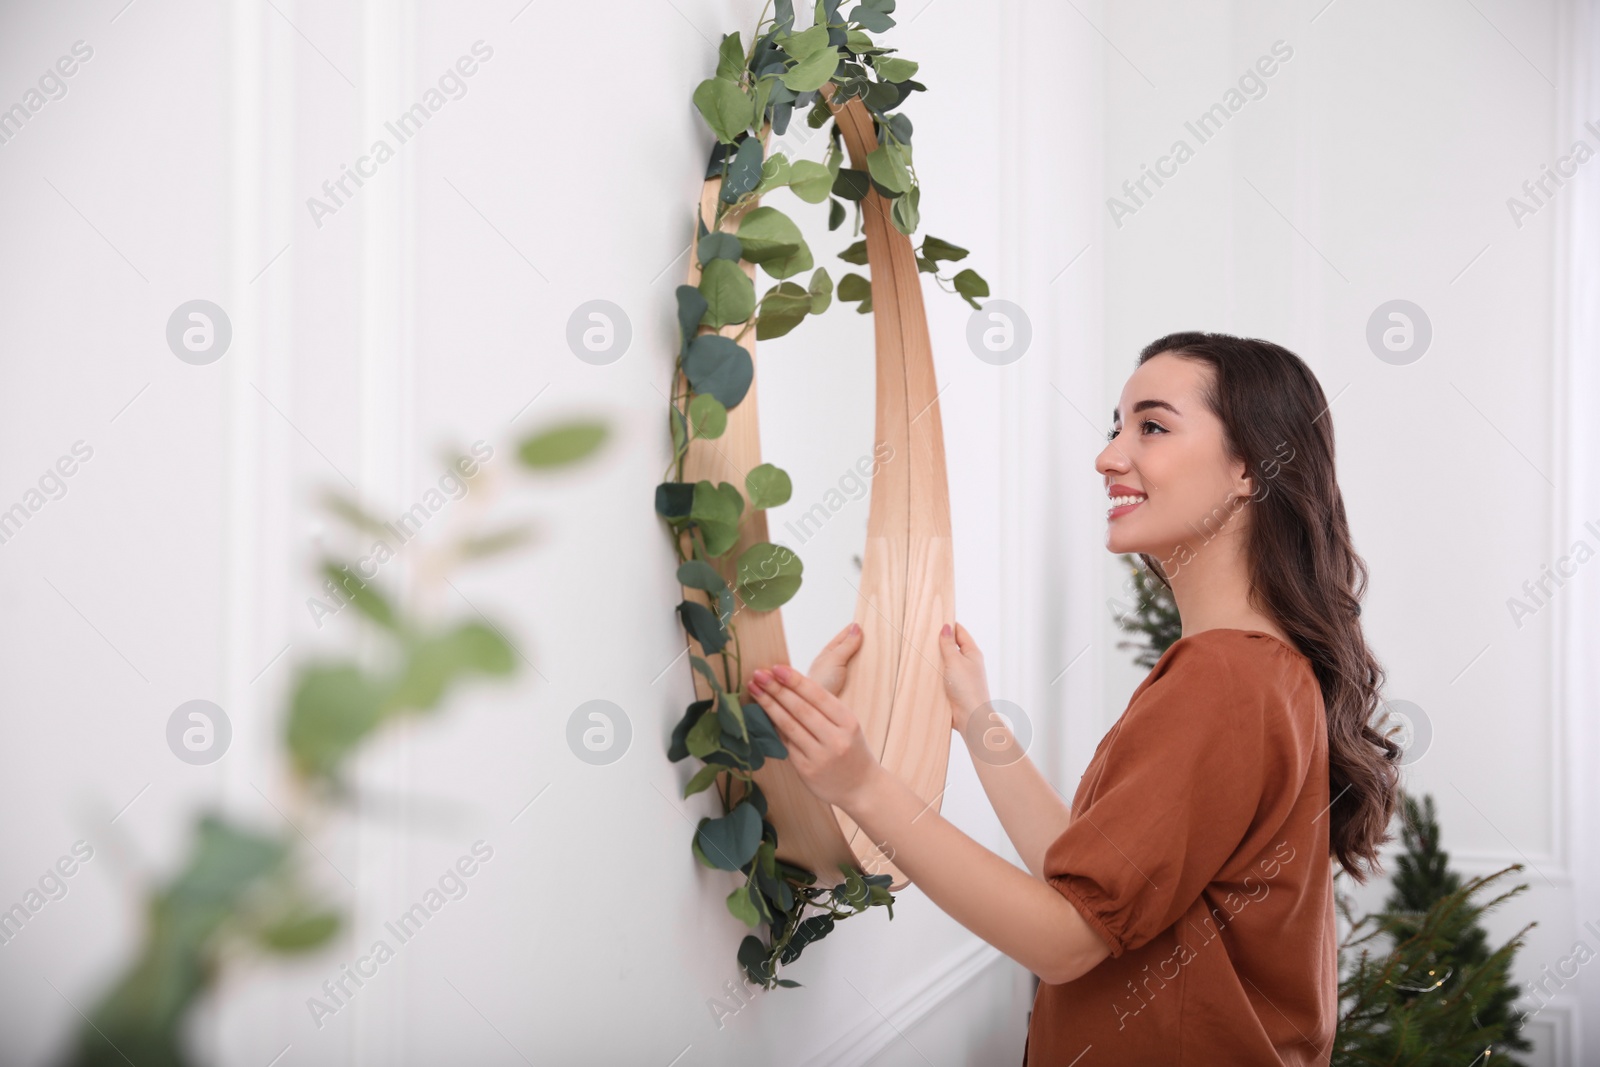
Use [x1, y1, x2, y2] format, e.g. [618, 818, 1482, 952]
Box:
[63, 419, 606, 1067]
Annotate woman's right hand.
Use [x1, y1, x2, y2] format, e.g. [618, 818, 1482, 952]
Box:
[938, 621, 991, 735]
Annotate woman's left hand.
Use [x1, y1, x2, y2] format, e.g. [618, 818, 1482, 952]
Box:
[749, 663, 882, 813]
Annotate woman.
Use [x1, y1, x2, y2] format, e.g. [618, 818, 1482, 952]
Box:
[747, 331, 1402, 1065]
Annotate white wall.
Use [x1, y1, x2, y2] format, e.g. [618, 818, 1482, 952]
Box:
[0, 0, 1592, 1064]
[0, 0, 1096, 1064]
[1099, 1, 1595, 1062]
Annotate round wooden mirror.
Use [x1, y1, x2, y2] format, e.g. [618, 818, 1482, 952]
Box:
[677, 87, 955, 892]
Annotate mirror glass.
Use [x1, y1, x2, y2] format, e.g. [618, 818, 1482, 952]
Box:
[754, 147, 878, 677]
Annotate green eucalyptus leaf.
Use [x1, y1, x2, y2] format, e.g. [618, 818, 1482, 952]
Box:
[656, 481, 694, 520]
[838, 239, 868, 264]
[743, 701, 789, 759]
[755, 282, 811, 339]
[260, 910, 341, 952]
[728, 886, 764, 937]
[687, 699, 724, 758]
[690, 479, 745, 556]
[891, 182, 920, 234]
[698, 258, 756, 328]
[689, 653, 723, 690]
[691, 832, 720, 869]
[286, 664, 388, 779]
[737, 206, 813, 280]
[782, 45, 840, 93]
[677, 598, 729, 654]
[697, 231, 742, 265]
[683, 762, 723, 798]
[828, 197, 847, 231]
[169, 816, 288, 912]
[694, 77, 753, 144]
[849, 4, 895, 32]
[669, 698, 714, 762]
[866, 143, 910, 194]
[320, 492, 390, 536]
[392, 622, 514, 711]
[669, 409, 689, 463]
[677, 559, 727, 593]
[787, 159, 834, 203]
[656, 483, 694, 524]
[844, 28, 877, 53]
[689, 393, 728, 439]
[778, 25, 829, 61]
[865, 78, 901, 112]
[807, 267, 833, 313]
[751, 73, 776, 130]
[770, 99, 795, 136]
[920, 235, 968, 262]
[696, 803, 763, 871]
[715, 32, 745, 81]
[721, 136, 766, 203]
[456, 525, 536, 560]
[832, 167, 871, 201]
[838, 272, 871, 302]
[745, 463, 793, 509]
[320, 562, 397, 631]
[676, 285, 709, 350]
[872, 55, 918, 82]
[736, 542, 803, 610]
[754, 37, 789, 79]
[780, 912, 834, 964]
[756, 152, 793, 195]
[953, 267, 990, 310]
[683, 334, 754, 409]
[716, 688, 748, 742]
[518, 421, 608, 468]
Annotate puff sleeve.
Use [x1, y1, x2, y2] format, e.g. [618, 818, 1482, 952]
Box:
[1042, 636, 1272, 959]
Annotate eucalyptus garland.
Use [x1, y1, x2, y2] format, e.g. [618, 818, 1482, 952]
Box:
[657, 0, 989, 990]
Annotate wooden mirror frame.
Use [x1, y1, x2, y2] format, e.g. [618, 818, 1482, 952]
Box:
[676, 85, 955, 892]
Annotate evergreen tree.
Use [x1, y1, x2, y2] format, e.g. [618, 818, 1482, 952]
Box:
[1110, 553, 1181, 668]
[1331, 791, 1535, 1064]
[1333, 851, 1534, 1065]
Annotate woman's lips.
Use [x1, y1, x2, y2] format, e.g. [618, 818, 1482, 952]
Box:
[1107, 498, 1144, 519]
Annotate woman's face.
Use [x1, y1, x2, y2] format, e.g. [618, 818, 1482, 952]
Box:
[1095, 352, 1253, 565]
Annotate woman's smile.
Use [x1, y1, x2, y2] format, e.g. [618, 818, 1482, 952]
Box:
[1106, 483, 1147, 520]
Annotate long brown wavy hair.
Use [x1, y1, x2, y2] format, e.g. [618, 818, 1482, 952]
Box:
[1133, 331, 1400, 884]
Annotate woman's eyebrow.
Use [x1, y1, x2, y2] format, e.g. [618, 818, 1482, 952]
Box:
[1110, 399, 1182, 421]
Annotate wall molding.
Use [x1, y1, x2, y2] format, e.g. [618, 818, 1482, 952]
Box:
[1555, 1, 1600, 1063]
[800, 941, 1009, 1067]
[351, 3, 420, 1065]
[1510, 997, 1577, 1067]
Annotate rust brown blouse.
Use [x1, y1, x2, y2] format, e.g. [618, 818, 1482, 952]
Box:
[1024, 629, 1337, 1066]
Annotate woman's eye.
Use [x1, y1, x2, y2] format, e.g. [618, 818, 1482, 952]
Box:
[1104, 420, 1166, 442]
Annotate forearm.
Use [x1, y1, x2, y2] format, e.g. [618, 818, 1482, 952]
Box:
[959, 718, 1074, 879]
[843, 765, 1095, 984]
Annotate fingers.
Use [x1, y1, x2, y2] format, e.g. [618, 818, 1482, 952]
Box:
[750, 676, 820, 757]
[813, 622, 862, 666]
[942, 621, 982, 659]
[764, 665, 853, 732]
[826, 621, 861, 646]
[829, 621, 863, 658]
